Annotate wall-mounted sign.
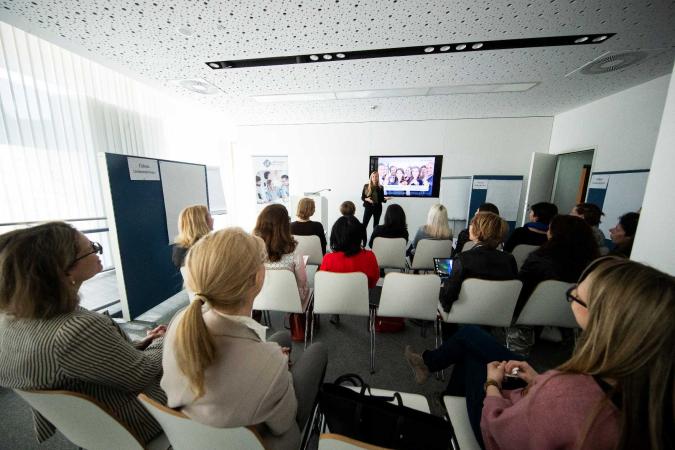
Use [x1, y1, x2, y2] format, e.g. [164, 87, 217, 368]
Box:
[128, 157, 160, 181]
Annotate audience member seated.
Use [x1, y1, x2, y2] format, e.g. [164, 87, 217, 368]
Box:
[407, 257, 674, 450]
[453, 202, 500, 255]
[503, 202, 558, 252]
[506, 215, 600, 356]
[172, 204, 213, 268]
[161, 228, 327, 450]
[0, 222, 166, 444]
[339, 200, 366, 247]
[290, 197, 327, 255]
[609, 211, 640, 258]
[254, 204, 310, 310]
[570, 202, 609, 255]
[440, 212, 517, 313]
[407, 203, 453, 260]
[368, 203, 409, 248]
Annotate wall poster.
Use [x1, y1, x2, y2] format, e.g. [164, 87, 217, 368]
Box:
[252, 156, 290, 211]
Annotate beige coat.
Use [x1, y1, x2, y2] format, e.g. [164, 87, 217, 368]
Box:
[161, 309, 299, 450]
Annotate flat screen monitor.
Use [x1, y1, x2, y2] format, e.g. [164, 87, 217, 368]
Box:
[369, 155, 443, 198]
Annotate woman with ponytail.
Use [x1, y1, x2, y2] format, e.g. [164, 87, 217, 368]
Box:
[161, 228, 327, 450]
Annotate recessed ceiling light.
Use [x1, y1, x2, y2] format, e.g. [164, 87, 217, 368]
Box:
[176, 26, 195, 37]
[323, 54, 333, 60]
[455, 44, 467, 50]
[309, 54, 319, 61]
[439, 45, 451, 52]
[171, 79, 221, 95]
[574, 37, 589, 43]
[424, 46, 435, 53]
[336, 53, 346, 59]
[471, 43, 483, 49]
[592, 35, 608, 42]
[207, 62, 220, 69]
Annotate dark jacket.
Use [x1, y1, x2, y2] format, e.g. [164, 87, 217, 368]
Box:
[504, 227, 548, 253]
[453, 228, 471, 256]
[290, 220, 327, 254]
[368, 224, 409, 248]
[172, 244, 188, 268]
[440, 246, 518, 312]
[361, 185, 386, 208]
[609, 239, 633, 258]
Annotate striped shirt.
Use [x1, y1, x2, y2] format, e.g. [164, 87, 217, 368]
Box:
[0, 307, 166, 444]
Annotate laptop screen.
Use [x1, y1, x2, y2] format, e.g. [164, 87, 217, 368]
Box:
[433, 258, 453, 278]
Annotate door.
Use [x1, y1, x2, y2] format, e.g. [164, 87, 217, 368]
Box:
[522, 153, 558, 225]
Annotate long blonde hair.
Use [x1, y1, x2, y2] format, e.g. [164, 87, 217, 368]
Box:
[558, 257, 675, 450]
[424, 204, 452, 239]
[173, 227, 267, 398]
[174, 205, 211, 248]
[365, 171, 379, 197]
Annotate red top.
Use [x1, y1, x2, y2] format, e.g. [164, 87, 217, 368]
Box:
[319, 250, 380, 289]
[481, 370, 620, 450]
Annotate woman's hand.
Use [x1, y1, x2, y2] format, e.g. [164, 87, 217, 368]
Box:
[365, 198, 374, 204]
[504, 360, 538, 384]
[486, 361, 506, 386]
[146, 325, 167, 341]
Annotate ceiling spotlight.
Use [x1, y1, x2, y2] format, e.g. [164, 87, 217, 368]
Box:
[323, 54, 332, 60]
[336, 53, 346, 58]
[309, 54, 319, 61]
[471, 43, 483, 49]
[574, 37, 589, 43]
[455, 44, 467, 50]
[174, 79, 220, 95]
[207, 62, 220, 69]
[424, 46, 435, 53]
[592, 35, 608, 42]
[177, 26, 195, 37]
[439, 45, 451, 52]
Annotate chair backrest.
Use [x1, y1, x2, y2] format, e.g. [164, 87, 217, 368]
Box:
[314, 271, 370, 316]
[139, 394, 265, 450]
[319, 433, 387, 450]
[372, 237, 407, 270]
[294, 234, 324, 265]
[411, 239, 452, 270]
[378, 273, 441, 321]
[446, 279, 523, 327]
[511, 244, 539, 271]
[461, 240, 477, 252]
[180, 266, 196, 302]
[253, 269, 303, 313]
[515, 280, 578, 328]
[15, 390, 144, 450]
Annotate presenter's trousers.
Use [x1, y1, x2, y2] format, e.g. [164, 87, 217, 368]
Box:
[362, 204, 382, 245]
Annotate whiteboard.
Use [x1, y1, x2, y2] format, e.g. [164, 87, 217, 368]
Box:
[207, 166, 227, 214]
[597, 171, 649, 237]
[159, 161, 208, 244]
[486, 179, 523, 222]
[440, 177, 472, 220]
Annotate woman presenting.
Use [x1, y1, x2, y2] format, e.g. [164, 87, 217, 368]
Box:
[361, 171, 388, 244]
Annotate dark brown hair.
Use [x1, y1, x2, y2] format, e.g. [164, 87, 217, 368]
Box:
[253, 204, 297, 262]
[574, 203, 604, 227]
[340, 201, 356, 216]
[0, 222, 80, 319]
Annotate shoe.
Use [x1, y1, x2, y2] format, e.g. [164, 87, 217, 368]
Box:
[404, 345, 429, 385]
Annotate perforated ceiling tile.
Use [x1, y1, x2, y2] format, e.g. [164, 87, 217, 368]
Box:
[1, 0, 674, 124]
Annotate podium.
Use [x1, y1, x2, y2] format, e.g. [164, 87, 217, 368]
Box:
[290, 194, 329, 230]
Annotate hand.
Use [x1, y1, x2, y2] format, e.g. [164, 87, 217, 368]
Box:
[281, 347, 293, 369]
[504, 360, 538, 384]
[384, 196, 393, 201]
[486, 361, 506, 386]
[146, 325, 167, 341]
[365, 198, 374, 204]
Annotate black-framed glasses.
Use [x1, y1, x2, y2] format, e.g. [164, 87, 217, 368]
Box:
[69, 241, 103, 267]
[566, 285, 587, 308]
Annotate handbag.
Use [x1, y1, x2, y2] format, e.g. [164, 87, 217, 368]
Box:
[319, 374, 456, 450]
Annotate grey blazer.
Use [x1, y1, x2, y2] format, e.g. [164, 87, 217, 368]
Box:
[161, 309, 299, 450]
[0, 307, 166, 443]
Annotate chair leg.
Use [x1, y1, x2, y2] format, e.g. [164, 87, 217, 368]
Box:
[304, 309, 309, 349]
[435, 317, 445, 381]
[310, 312, 315, 344]
[369, 309, 375, 374]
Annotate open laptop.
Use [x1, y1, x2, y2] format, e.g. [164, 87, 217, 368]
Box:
[433, 258, 453, 279]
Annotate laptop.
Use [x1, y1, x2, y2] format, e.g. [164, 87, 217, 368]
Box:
[433, 258, 453, 279]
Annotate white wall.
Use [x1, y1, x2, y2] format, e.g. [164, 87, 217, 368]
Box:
[632, 68, 675, 275]
[231, 117, 553, 237]
[549, 75, 670, 171]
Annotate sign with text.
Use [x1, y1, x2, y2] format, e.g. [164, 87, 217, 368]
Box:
[589, 174, 610, 189]
[128, 157, 160, 181]
[472, 179, 489, 190]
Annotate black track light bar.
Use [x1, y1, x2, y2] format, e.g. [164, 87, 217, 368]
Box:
[205, 33, 614, 70]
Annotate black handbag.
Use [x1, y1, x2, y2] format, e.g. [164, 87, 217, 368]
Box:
[319, 374, 456, 450]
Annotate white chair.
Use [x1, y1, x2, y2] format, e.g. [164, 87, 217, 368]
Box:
[318, 433, 388, 449]
[253, 269, 312, 347]
[138, 394, 265, 450]
[511, 244, 539, 271]
[515, 280, 577, 328]
[438, 279, 523, 327]
[294, 234, 324, 266]
[461, 240, 477, 252]
[371, 237, 407, 271]
[376, 273, 442, 370]
[15, 390, 169, 450]
[409, 239, 452, 272]
[443, 396, 481, 450]
[313, 271, 374, 373]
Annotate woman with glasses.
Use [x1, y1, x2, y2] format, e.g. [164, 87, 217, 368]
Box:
[0, 222, 166, 444]
[407, 256, 674, 449]
[172, 204, 214, 268]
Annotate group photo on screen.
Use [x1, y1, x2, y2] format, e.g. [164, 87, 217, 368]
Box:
[371, 155, 443, 197]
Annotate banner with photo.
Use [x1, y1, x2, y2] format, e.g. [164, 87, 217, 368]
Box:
[252, 156, 290, 211]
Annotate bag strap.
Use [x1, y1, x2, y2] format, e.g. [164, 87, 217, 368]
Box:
[333, 373, 365, 388]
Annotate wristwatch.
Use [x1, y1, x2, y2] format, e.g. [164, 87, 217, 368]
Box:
[484, 379, 502, 393]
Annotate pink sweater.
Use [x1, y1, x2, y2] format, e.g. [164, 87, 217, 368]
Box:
[481, 371, 620, 450]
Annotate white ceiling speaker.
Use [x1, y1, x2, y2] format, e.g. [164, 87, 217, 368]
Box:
[171, 79, 221, 95]
[580, 51, 648, 75]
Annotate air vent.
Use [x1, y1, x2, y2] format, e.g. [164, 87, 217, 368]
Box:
[580, 51, 648, 75]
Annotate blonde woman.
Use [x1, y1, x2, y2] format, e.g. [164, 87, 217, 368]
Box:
[290, 197, 327, 254]
[172, 204, 213, 268]
[161, 228, 327, 450]
[361, 170, 388, 240]
[407, 257, 674, 450]
[407, 203, 453, 258]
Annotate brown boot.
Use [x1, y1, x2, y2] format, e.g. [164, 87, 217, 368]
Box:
[404, 345, 429, 385]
